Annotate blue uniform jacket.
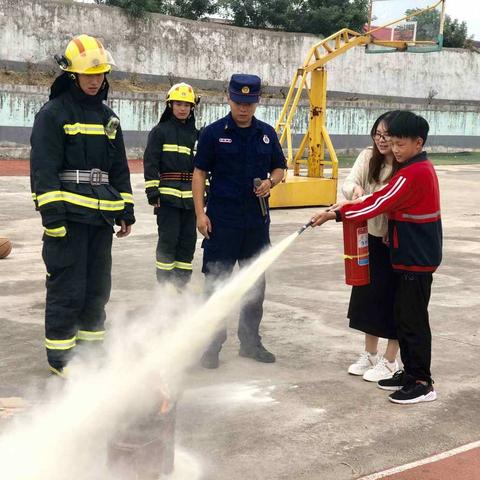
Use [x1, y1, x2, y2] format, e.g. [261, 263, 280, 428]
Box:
[194, 113, 286, 229]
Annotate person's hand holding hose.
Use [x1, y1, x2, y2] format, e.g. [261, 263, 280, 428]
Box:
[310, 210, 336, 227]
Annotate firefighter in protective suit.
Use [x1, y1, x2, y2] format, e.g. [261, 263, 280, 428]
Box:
[30, 35, 135, 377]
[143, 83, 199, 286]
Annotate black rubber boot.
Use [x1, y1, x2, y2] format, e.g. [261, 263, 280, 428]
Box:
[200, 351, 220, 369]
[239, 343, 276, 363]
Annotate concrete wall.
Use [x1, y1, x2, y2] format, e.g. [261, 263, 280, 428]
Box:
[1, 84, 479, 159]
[1, 0, 479, 157]
[1, 0, 480, 101]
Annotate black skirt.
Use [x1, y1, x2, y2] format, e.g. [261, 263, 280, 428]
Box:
[347, 234, 397, 339]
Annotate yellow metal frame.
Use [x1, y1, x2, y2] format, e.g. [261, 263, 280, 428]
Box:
[270, 0, 445, 208]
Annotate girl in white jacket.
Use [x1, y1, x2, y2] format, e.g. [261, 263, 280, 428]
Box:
[342, 111, 400, 382]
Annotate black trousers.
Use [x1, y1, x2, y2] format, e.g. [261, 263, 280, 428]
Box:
[201, 223, 270, 354]
[394, 272, 433, 383]
[42, 221, 113, 369]
[156, 206, 197, 286]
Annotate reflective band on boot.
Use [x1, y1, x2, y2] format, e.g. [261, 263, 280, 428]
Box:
[76, 330, 106, 342]
[174, 261, 193, 271]
[49, 366, 69, 378]
[156, 261, 175, 271]
[45, 336, 76, 350]
[44, 226, 67, 238]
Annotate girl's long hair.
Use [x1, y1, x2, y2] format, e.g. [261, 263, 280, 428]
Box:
[368, 110, 401, 184]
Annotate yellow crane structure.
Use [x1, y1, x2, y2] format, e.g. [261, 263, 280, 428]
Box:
[269, 0, 446, 208]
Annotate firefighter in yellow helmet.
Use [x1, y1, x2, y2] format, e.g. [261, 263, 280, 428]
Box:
[143, 83, 199, 286]
[30, 34, 135, 377]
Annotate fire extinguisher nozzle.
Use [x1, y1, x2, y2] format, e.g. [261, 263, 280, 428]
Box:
[297, 220, 313, 235]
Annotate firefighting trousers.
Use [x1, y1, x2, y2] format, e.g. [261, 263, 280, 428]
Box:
[201, 223, 270, 353]
[156, 206, 196, 286]
[42, 221, 113, 369]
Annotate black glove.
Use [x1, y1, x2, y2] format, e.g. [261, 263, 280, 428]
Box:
[40, 207, 67, 230]
[146, 187, 160, 206]
[115, 203, 136, 226]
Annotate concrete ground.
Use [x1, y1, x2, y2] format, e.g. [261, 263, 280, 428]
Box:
[0, 166, 479, 479]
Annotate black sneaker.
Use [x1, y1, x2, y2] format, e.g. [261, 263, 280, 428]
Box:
[377, 370, 408, 391]
[200, 351, 219, 369]
[239, 344, 276, 363]
[389, 382, 437, 405]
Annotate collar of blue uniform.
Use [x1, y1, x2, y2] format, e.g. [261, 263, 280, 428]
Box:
[224, 112, 262, 132]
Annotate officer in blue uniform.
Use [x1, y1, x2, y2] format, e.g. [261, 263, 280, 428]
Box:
[192, 74, 286, 369]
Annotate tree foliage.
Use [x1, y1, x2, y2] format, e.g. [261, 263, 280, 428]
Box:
[405, 8, 472, 48]
[219, 0, 369, 35]
[101, 0, 473, 49]
[443, 16, 472, 48]
[294, 0, 369, 36]
[101, 0, 217, 19]
[102, 0, 369, 34]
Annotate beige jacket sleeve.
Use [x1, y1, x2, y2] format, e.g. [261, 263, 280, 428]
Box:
[341, 148, 372, 200]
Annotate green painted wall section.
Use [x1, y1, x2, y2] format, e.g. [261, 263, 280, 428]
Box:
[1, 89, 479, 138]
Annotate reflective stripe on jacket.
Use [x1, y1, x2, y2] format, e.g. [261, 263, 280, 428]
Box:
[340, 152, 442, 273]
[30, 83, 135, 228]
[143, 117, 198, 209]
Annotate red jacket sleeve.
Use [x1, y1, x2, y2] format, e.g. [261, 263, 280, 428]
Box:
[339, 173, 411, 222]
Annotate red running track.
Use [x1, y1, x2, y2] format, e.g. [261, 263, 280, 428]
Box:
[360, 444, 480, 480]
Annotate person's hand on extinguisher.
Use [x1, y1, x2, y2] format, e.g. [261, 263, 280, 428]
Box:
[327, 197, 364, 212]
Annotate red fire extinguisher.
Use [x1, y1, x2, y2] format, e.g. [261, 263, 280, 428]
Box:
[343, 219, 370, 286]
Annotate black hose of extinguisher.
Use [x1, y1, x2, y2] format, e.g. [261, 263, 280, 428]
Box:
[297, 220, 313, 235]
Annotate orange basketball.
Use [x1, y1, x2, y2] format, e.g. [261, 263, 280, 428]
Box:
[0, 237, 12, 259]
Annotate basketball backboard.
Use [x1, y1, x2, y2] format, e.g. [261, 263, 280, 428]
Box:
[366, 0, 445, 53]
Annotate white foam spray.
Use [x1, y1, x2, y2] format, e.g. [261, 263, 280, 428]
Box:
[0, 231, 301, 480]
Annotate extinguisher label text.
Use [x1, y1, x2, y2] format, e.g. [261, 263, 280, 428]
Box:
[357, 226, 369, 266]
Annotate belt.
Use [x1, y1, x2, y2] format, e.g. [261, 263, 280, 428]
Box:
[160, 172, 193, 182]
[59, 169, 109, 186]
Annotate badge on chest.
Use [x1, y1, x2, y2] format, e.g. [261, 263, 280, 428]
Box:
[263, 135, 270, 144]
[219, 138, 233, 144]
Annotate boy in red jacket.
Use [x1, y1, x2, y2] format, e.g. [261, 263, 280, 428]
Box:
[312, 111, 442, 404]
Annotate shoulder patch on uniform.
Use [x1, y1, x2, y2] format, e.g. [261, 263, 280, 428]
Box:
[219, 138, 233, 143]
[263, 135, 270, 144]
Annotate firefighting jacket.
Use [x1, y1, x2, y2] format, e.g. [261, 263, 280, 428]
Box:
[30, 77, 135, 235]
[338, 152, 442, 273]
[143, 116, 198, 209]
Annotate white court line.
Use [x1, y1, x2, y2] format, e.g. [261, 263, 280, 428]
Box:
[357, 440, 480, 479]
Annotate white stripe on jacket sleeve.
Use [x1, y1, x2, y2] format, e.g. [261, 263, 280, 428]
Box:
[344, 176, 407, 220]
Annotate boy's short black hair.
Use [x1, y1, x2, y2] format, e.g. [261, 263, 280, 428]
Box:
[387, 111, 430, 145]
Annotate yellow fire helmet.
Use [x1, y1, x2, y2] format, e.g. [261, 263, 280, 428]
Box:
[166, 83, 197, 104]
[56, 34, 116, 75]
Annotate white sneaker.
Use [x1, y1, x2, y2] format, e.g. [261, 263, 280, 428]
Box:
[363, 356, 398, 382]
[348, 352, 378, 376]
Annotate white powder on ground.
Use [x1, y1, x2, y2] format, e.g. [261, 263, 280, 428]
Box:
[0, 231, 300, 480]
[183, 381, 278, 407]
